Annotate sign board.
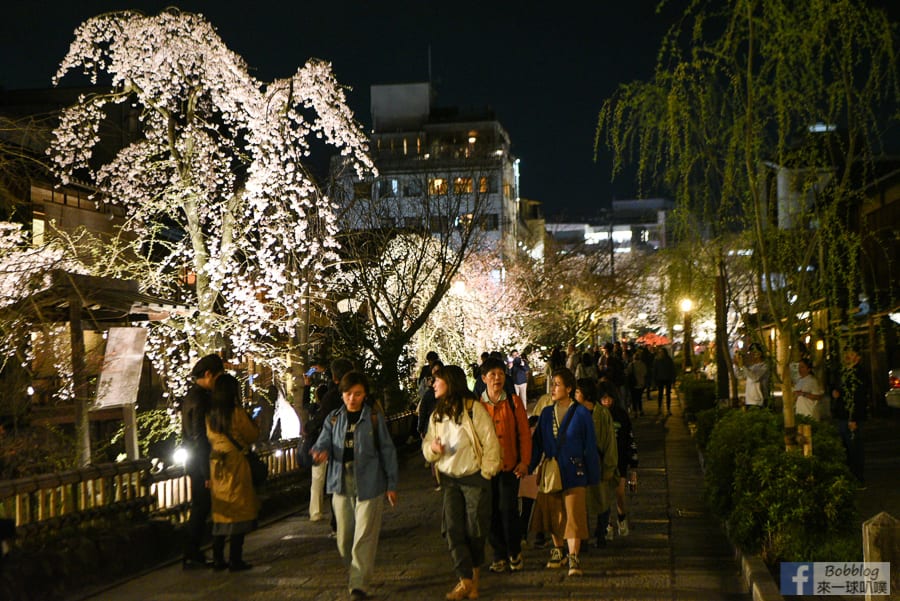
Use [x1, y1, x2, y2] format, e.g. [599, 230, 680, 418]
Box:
[93, 327, 147, 410]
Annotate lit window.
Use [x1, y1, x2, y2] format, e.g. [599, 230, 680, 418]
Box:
[428, 178, 448, 195]
[479, 177, 489, 193]
[453, 177, 473, 194]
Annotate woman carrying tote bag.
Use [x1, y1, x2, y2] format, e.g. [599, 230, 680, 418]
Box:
[423, 365, 501, 601]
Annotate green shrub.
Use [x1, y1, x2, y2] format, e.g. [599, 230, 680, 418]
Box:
[694, 406, 731, 452]
[703, 409, 783, 518]
[678, 376, 718, 416]
[702, 409, 859, 567]
[728, 445, 858, 564]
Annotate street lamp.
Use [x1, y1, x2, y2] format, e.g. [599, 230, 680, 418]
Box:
[680, 298, 694, 372]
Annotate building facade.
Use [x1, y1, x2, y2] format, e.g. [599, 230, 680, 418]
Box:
[332, 82, 522, 262]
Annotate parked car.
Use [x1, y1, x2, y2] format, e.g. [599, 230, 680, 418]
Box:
[886, 368, 900, 409]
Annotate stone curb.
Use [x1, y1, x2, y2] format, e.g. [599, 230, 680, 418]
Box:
[738, 547, 784, 601]
[689, 413, 783, 601]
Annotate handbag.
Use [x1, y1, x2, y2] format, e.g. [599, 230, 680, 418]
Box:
[297, 434, 313, 469]
[537, 403, 575, 494]
[538, 457, 563, 493]
[225, 431, 268, 488]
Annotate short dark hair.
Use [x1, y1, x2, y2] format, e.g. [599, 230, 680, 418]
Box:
[576, 378, 599, 405]
[191, 354, 224, 379]
[551, 367, 576, 391]
[339, 371, 370, 395]
[480, 356, 507, 377]
[426, 351, 440, 363]
[330, 358, 355, 382]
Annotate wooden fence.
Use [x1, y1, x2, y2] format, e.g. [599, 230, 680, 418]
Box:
[0, 410, 416, 541]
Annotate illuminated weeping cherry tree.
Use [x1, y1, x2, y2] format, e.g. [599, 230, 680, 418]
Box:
[49, 9, 372, 391]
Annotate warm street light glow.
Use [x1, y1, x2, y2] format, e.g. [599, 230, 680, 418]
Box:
[680, 298, 694, 313]
[816, 340, 825, 351]
[173, 447, 189, 465]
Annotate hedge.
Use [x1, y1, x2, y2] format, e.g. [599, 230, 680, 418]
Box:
[698, 408, 860, 566]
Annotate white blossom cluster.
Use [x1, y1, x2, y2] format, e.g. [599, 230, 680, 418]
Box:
[0, 222, 87, 401]
[48, 9, 373, 384]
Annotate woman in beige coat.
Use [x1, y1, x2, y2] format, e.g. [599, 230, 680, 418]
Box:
[423, 365, 501, 600]
[206, 373, 260, 571]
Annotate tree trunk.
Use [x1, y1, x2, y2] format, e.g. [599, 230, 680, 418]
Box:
[779, 326, 798, 451]
[715, 271, 731, 402]
[69, 296, 91, 467]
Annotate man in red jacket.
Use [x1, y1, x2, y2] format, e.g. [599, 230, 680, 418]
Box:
[480, 357, 532, 573]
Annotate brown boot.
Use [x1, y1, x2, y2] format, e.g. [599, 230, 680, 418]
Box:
[446, 578, 476, 600]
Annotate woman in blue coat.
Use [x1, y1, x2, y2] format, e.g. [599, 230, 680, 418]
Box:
[529, 367, 600, 577]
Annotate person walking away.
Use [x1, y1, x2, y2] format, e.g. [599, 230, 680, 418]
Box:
[625, 349, 647, 416]
[651, 347, 676, 415]
[206, 373, 260, 571]
[311, 371, 399, 601]
[794, 358, 825, 421]
[736, 342, 769, 409]
[181, 353, 224, 569]
[830, 348, 868, 486]
[423, 365, 501, 600]
[510, 350, 529, 410]
[574, 379, 618, 548]
[598, 382, 638, 540]
[529, 368, 600, 577]
[478, 357, 531, 574]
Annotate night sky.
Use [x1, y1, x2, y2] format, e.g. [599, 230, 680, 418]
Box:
[2, 1, 896, 219]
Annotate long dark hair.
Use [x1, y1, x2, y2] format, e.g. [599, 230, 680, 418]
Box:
[207, 373, 241, 434]
[432, 365, 477, 424]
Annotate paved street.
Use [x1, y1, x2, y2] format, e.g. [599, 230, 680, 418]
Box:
[73, 395, 751, 601]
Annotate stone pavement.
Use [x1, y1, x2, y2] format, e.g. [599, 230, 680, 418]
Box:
[74, 396, 751, 601]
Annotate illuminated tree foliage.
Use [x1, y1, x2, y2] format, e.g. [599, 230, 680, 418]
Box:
[327, 169, 491, 410]
[597, 0, 898, 440]
[512, 238, 651, 349]
[48, 9, 372, 392]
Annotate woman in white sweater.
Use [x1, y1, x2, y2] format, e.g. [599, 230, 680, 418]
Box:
[423, 365, 501, 601]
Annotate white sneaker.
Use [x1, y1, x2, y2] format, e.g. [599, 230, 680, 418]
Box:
[605, 525, 615, 541]
[618, 518, 630, 537]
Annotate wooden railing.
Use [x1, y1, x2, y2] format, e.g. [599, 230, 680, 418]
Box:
[0, 438, 304, 537]
[0, 411, 417, 539]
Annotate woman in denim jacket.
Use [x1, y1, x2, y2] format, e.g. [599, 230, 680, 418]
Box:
[311, 371, 399, 601]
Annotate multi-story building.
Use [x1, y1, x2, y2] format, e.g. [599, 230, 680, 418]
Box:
[545, 197, 674, 252]
[332, 82, 523, 261]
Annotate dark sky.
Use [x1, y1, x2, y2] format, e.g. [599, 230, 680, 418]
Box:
[2, 1, 895, 219]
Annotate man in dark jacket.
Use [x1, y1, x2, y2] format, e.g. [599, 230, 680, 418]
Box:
[831, 348, 868, 486]
[181, 353, 224, 568]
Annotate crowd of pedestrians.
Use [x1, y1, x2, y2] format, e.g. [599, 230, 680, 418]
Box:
[174, 337, 871, 601]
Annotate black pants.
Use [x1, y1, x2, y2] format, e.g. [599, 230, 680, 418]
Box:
[185, 470, 211, 559]
[488, 470, 522, 561]
[656, 381, 672, 412]
[213, 533, 245, 565]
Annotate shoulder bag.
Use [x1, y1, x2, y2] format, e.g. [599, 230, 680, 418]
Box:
[225, 431, 268, 488]
[538, 403, 575, 494]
